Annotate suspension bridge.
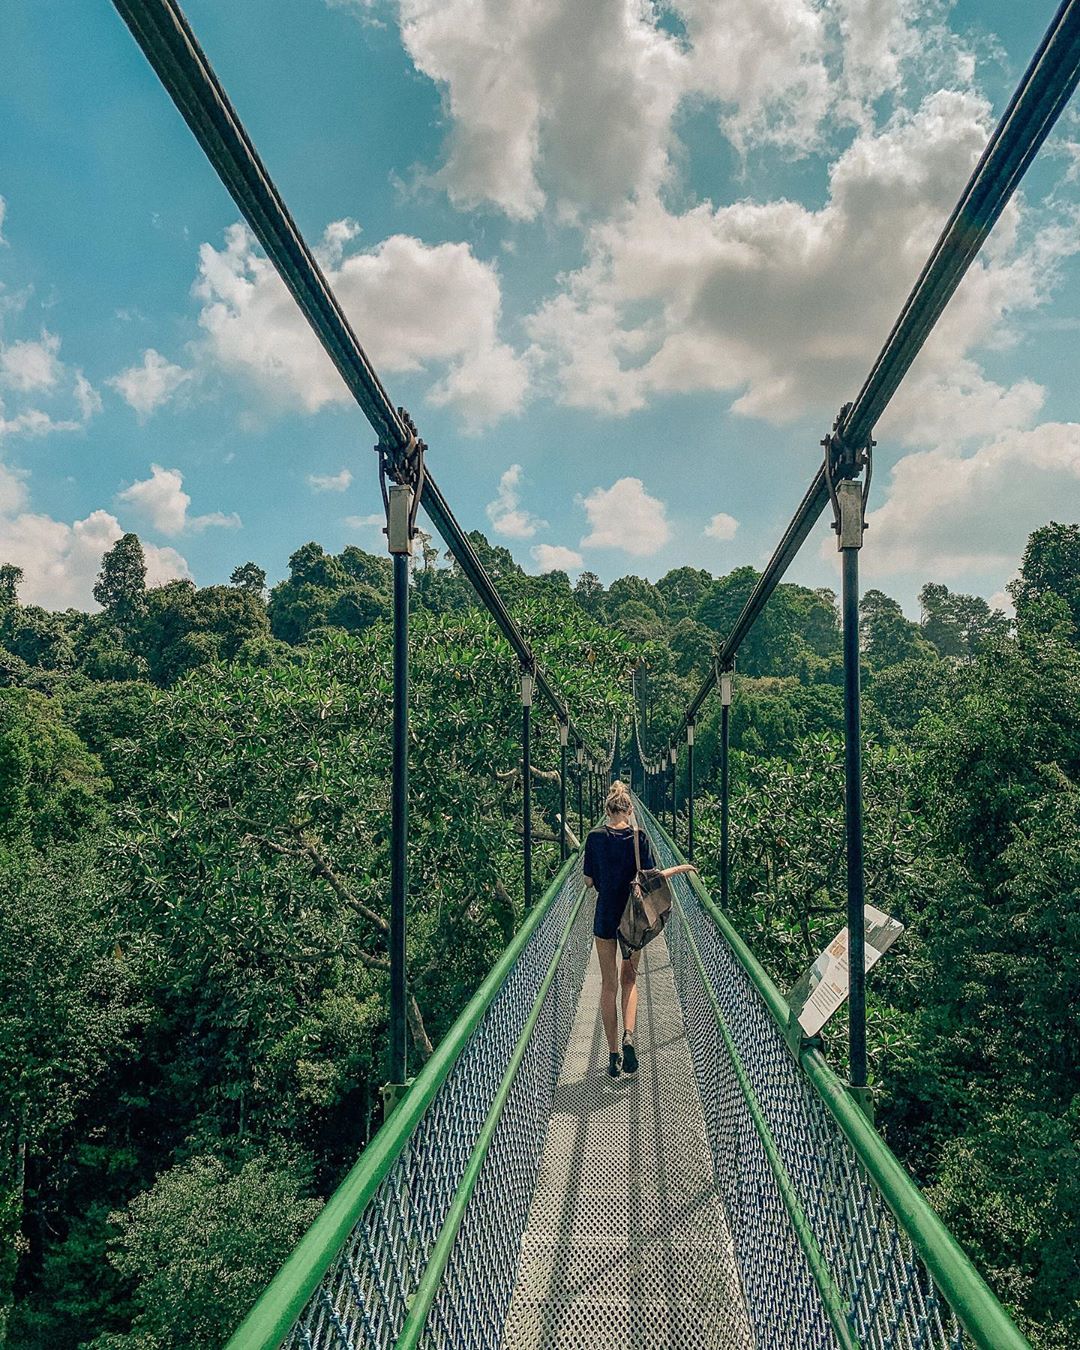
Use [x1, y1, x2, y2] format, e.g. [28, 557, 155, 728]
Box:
[101, 2, 1080, 1347]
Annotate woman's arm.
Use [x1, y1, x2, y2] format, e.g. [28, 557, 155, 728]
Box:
[658, 862, 697, 880]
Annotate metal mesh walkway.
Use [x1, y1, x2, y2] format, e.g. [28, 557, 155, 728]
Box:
[502, 936, 754, 1350]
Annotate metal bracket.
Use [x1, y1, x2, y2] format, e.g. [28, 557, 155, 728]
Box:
[835, 480, 865, 552]
[822, 402, 874, 546]
[380, 1077, 414, 1119]
[378, 406, 426, 552]
[848, 1083, 875, 1123]
[520, 664, 535, 707]
[720, 665, 734, 707]
[686, 721, 695, 747]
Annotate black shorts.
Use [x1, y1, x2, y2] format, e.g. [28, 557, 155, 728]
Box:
[593, 891, 628, 941]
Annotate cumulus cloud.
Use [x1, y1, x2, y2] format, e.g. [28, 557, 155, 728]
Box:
[73, 372, 103, 421]
[0, 462, 28, 515]
[195, 221, 528, 431]
[705, 512, 739, 541]
[335, 0, 970, 222]
[864, 422, 1080, 578]
[580, 476, 670, 556]
[380, 0, 845, 220]
[117, 464, 241, 536]
[527, 91, 1064, 425]
[108, 349, 191, 419]
[486, 463, 547, 539]
[1, 332, 62, 392]
[531, 543, 584, 572]
[0, 498, 190, 609]
[0, 403, 82, 439]
[307, 468, 353, 493]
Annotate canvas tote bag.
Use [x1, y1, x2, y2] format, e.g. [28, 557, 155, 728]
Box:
[616, 812, 673, 957]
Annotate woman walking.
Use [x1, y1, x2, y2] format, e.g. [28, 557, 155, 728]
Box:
[582, 781, 697, 1078]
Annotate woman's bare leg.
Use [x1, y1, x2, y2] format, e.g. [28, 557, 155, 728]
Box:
[595, 938, 619, 1053]
[620, 950, 642, 1037]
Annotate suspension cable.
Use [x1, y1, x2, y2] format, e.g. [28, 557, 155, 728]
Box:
[678, 0, 1080, 737]
[110, 0, 608, 760]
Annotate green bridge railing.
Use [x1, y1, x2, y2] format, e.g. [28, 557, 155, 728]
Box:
[227, 809, 1028, 1350]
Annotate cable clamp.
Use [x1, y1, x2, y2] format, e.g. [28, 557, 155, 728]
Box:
[378, 407, 426, 554]
[822, 403, 873, 550]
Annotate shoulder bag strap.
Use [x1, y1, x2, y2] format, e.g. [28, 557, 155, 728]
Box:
[628, 804, 643, 875]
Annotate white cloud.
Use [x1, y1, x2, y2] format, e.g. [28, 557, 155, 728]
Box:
[116, 464, 240, 537]
[344, 513, 385, 529]
[108, 349, 191, 419]
[0, 403, 82, 439]
[579, 476, 670, 556]
[1, 332, 62, 392]
[380, 0, 837, 221]
[527, 90, 1064, 425]
[863, 422, 1080, 578]
[486, 463, 547, 539]
[704, 512, 739, 541]
[531, 543, 584, 572]
[336, 0, 977, 224]
[195, 221, 528, 432]
[307, 468, 353, 493]
[0, 462, 29, 515]
[0, 502, 190, 609]
[73, 372, 103, 421]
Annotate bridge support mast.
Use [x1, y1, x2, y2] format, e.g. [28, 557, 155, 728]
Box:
[686, 722, 695, 861]
[386, 479, 414, 1102]
[558, 721, 569, 861]
[521, 666, 534, 908]
[720, 667, 733, 910]
[827, 410, 874, 1115]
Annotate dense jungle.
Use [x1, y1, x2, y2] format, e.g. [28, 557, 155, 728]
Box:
[1, 520, 1077, 1349]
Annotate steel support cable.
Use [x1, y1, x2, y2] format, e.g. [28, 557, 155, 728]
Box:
[679, 0, 1080, 738]
[110, 0, 609, 761]
[838, 0, 1080, 450]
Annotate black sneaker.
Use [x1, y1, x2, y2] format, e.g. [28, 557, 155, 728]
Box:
[608, 1051, 622, 1078]
[622, 1037, 639, 1075]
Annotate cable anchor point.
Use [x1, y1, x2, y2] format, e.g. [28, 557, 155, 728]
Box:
[822, 403, 874, 552]
[378, 407, 427, 555]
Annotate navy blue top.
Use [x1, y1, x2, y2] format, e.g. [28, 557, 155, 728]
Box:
[585, 820, 653, 907]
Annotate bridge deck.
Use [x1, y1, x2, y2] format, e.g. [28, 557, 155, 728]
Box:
[501, 934, 754, 1350]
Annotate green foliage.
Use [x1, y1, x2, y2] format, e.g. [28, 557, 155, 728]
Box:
[861, 589, 936, 668]
[268, 542, 391, 644]
[93, 1155, 322, 1350]
[1, 850, 141, 1346]
[229, 562, 267, 595]
[94, 536, 148, 632]
[4, 517, 1078, 1348]
[0, 688, 109, 848]
[918, 581, 1009, 661]
[1011, 521, 1080, 641]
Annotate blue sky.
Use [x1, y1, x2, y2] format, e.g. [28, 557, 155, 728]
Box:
[1, 0, 1078, 615]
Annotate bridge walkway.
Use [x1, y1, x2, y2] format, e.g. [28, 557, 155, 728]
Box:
[502, 936, 753, 1350]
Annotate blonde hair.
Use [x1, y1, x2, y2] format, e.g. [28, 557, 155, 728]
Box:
[605, 780, 633, 818]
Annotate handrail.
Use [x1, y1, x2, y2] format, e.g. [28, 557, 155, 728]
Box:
[639, 804, 1031, 1350]
[225, 851, 580, 1350]
[394, 885, 587, 1349]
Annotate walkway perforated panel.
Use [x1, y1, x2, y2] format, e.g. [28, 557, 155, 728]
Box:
[502, 936, 754, 1350]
